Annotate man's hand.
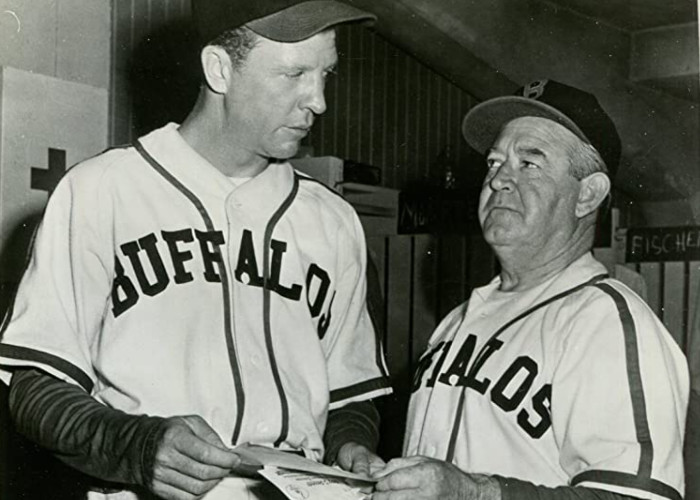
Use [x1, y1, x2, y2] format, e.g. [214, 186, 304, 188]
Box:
[371, 456, 501, 500]
[335, 442, 386, 476]
[146, 415, 241, 500]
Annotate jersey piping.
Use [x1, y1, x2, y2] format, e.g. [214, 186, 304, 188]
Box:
[295, 174, 391, 385]
[133, 140, 246, 443]
[330, 376, 392, 403]
[0, 344, 94, 392]
[264, 174, 300, 447]
[567, 282, 681, 500]
[445, 273, 609, 462]
[571, 470, 681, 500]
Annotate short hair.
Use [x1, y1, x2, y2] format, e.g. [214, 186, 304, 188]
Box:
[567, 136, 613, 214]
[208, 26, 260, 70]
[567, 138, 608, 181]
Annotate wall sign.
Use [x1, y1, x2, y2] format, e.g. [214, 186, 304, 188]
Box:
[0, 66, 107, 284]
[398, 189, 479, 235]
[626, 226, 700, 262]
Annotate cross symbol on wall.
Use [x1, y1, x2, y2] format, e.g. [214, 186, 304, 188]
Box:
[31, 148, 67, 196]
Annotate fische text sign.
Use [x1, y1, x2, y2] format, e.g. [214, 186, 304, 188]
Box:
[626, 226, 700, 262]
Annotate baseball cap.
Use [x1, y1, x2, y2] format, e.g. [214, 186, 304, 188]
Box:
[193, 0, 377, 44]
[462, 79, 621, 179]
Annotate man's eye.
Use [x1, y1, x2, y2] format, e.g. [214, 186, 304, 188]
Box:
[323, 68, 337, 80]
[522, 161, 540, 169]
[285, 71, 303, 79]
[486, 158, 500, 169]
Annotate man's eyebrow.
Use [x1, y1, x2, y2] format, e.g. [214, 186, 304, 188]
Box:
[516, 146, 547, 158]
[274, 63, 312, 72]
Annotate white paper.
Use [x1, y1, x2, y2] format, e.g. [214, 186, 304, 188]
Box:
[259, 466, 371, 500]
[232, 443, 376, 483]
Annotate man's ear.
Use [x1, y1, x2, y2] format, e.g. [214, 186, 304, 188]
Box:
[576, 172, 611, 218]
[200, 45, 232, 95]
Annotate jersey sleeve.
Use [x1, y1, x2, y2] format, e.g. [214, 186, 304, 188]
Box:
[322, 210, 392, 410]
[551, 281, 688, 500]
[0, 160, 116, 392]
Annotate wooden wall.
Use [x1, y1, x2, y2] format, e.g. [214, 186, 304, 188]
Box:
[109, 2, 482, 193]
[308, 25, 479, 192]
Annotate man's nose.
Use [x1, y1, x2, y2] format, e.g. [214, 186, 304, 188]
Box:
[489, 162, 516, 192]
[302, 75, 327, 115]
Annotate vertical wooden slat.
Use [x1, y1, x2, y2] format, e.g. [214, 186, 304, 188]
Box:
[663, 262, 686, 348]
[688, 262, 700, 354]
[438, 235, 469, 318]
[385, 236, 413, 384]
[401, 56, 411, 187]
[150, 0, 166, 30]
[343, 27, 355, 160]
[641, 263, 663, 317]
[389, 43, 400, 186]
[413, 60, 423, 184]
[411, 235, 439, 366]
[379, 37, 389, 175]
[368, 32, 377, 167]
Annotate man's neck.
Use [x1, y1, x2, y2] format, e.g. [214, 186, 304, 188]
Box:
[178, 105, 269, 178]
[495, 228, 594, 292]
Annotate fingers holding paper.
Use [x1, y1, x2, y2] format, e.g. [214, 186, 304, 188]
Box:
[370, 456, 501, 500]
[336, 442, 386, 476]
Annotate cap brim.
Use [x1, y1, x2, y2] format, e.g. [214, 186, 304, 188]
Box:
[462, 96, 591, 155]
[247, 0, 376, 42]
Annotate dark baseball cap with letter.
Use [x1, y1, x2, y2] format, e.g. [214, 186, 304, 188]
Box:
[462, 79, 621, 180]
[193, 0, 377, 44]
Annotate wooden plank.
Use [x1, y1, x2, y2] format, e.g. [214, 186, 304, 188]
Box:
[467, 232, 496, 291]
[640, 262, 662, 317]
[379, 235, 413, 458]
[688, 262, 700, 354]
[662, 262, 685, 349]
[411, 235, 439, 366]
[437, 235, 469, 318]
[385, 236, 413, 383]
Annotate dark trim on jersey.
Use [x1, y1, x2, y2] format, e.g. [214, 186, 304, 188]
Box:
[571, 470, 681, 500]
[263, 174, 300, 447]
[330, 376, 392, 403]
[294, 171, 344, 200]
[296, 173, 390, 381]
[0, 344, 94, 393]
[593, 283, 654, 478]
[445, 273, 609, 462]
[133, 140, 247, 443]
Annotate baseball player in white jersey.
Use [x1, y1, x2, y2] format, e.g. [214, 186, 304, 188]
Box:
[370, 80, 688, 500]
[0, 1, 391, 499]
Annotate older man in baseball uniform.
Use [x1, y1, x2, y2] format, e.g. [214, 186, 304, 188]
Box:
[371, 80, 688, 500]
[0, 1, 391, 499]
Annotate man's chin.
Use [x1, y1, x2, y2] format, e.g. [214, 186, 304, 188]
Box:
[266, 142, 301, 161]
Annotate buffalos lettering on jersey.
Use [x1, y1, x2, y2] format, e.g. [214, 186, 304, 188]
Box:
[111, 228, 334, 337]
[412, 337, 552, 439]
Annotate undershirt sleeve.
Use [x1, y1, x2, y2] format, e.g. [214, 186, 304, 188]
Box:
[497, 476, 638, 500]
[8, 368, 165, 488]
[322, 399, 380, 464]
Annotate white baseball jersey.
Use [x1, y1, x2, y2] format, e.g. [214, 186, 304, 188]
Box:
[0, 123, 391, 496]
[405, 253, 688, 500]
